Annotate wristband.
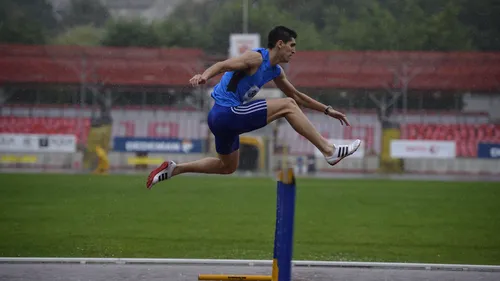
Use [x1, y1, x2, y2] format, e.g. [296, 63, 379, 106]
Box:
[324, 105, 332, 115]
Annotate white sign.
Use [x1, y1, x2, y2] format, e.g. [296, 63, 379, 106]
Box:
[390, 140, 456, 159]
[314, 139, 365, 158]
[491, 147, 500, 158]
[0, 134, 77, 153]
[229, 33, 260, 58]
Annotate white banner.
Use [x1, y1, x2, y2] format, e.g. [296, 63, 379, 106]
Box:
[390, 140, 456, 159]
[229, 33, 260, 58]
[314, 139, 365, 158]
[0, 134, 76, 153]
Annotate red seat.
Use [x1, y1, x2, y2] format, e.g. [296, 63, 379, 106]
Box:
[0, 116, 90, 144]
[457, 141, 467, 157]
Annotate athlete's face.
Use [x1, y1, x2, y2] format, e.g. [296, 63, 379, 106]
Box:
[277, 38, 296, 63]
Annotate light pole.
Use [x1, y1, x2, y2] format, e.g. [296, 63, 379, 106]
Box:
[243, 0, 248, 33]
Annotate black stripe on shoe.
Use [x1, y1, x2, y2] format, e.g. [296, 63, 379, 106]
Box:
[341, 146, 348, 157]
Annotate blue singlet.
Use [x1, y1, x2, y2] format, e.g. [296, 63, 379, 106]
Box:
[207, 48, 282, 155]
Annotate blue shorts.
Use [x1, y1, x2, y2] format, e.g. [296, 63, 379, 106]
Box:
[207, 99, 268, 155]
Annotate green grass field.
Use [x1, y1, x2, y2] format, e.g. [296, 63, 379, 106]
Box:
[0, 173, 499, 265]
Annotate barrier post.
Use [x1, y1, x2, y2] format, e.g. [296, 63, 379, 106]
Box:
[198, 150, 296, 281]
[272, 166, 295, 281]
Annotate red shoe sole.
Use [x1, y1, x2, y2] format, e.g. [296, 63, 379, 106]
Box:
[146, 161, 169, 189]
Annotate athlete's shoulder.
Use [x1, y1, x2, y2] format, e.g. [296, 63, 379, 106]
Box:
[252, 47, 267, 53]
[236, 49, 264, 67]
[243, 48, 265, 57]
[251, 47, 269, 59]
[276, 64, 284, 74]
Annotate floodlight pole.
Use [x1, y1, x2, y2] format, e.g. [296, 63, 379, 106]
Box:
[243, 0, 248, 33]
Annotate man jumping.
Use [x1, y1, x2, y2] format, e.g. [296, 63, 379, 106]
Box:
[146, 26, 361, 189]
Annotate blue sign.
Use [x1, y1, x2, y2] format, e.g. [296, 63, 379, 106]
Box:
[477, 143, 500, 159]
[113, 137, 203, 153]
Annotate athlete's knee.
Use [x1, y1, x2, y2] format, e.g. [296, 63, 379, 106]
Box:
[284, 97, 299, 111]
[219, 161, 238, 174]
[216, 155, 238, 174]
[267, 98, 299, 123]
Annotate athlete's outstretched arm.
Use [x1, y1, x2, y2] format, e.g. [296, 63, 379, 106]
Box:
[273, 68, 351, 126]
[190, 51, 262, 86]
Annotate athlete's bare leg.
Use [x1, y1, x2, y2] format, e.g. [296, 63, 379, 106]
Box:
[146, 150, 239, 188]
[172, 150, 239, 176]
[266, 97, 334, 157]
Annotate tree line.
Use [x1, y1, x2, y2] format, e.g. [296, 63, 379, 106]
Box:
[1, 0, 499, 53]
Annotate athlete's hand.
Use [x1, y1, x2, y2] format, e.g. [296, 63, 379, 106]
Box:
[189, 74, 207, 86]
[327, 108, 351, 126]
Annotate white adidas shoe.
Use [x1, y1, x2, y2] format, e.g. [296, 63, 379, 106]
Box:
[146, 160, 177, 189]
[325, 139, 361, 166]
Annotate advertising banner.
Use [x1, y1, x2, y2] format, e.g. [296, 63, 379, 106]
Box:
[229, 33, 260, 58]
[0, 134, 76, 153]
[314, 139, 365, 158]
[390, 140, 456, 159]
[113, 137, 203, 153]
[477, 143, 500, 159]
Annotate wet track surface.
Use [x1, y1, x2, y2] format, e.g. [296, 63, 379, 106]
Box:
[1, 263, 500, 281]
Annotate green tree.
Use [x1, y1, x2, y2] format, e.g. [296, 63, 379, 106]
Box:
[380, 0, 430, 50]
[324, 0, 473, 51]
[459, 0, 500, 51]
[273, 0, 336, 29]
[424, 1, 474, 51]
[52, 24, 104, 46]
[247, 0, 332, 50]
[167, 0, 221, 25]
[154, 18, 212, 48]
[0, 0, 57, 44]
[60, 0, 110, 28]
[167, 0, 333, 54]
[276, 0, 488, 51]
[101, 18, 161, 47]
[327, 1, 400, 50]
[156, 0, 496, 52]
[380, 0, 473, 50]
[275, 0, 372, 32]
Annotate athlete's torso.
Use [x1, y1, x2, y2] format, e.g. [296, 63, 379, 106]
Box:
[211, 48, 282, 107]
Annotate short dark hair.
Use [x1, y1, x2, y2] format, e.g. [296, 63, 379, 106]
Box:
[267, 26, 297, 48]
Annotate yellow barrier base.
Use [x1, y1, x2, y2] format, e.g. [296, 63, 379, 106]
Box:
[0, 155, 37, 164]
[127, 157, 165, 165]
[198, 274, 271, 281]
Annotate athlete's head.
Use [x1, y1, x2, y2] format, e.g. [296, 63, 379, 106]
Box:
[267, 26, 297, 63]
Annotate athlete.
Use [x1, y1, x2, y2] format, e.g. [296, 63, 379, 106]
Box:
[146, 26, 361, 189]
